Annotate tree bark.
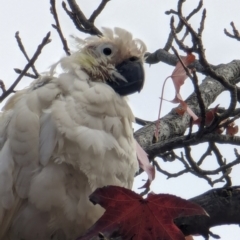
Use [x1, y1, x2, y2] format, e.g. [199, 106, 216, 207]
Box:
[174, 186, 240, 238]
[190, 185, 240, 226]
[134, 59, 240, 158]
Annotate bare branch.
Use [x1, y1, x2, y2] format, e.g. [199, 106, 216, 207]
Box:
[144, 131, 240, 158]
[190, 186, 240, 227]
[163, 0, 203, 52]
[15, 31, 39, 77]
[14, 68, 38, 79]
[191, 70, 206, 136]
[145, 48, 216, 74]
[62, 0, 104, 36]
[210, 142, 232, 186]
[153, 159, 189, 179]
[184, 146, 213, 186]
[0, 80, 6, 93]
[135, 117, 152, 126]
[152, 140, 240, 186]
[89, 0, 110, 23]
[50, 0, 71, 55]
[0, 32, 51, 102]
[224, 21, 240, 41]
[197, 8, 206, 36]
[186, 0, 203, 20]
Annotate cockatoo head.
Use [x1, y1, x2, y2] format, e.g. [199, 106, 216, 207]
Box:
[60, 28, 147, 96]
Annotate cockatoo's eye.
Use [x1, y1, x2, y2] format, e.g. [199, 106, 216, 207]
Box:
[96, 43, 115, 57]
[103, 47, 112, 56]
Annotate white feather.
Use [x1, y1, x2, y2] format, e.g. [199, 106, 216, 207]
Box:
[39, 112, 58, 166]
[0, 141, 14, 209]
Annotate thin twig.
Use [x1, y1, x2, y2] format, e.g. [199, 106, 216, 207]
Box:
[186, 117, 193, 139]
[63, 0, 103, 36]
[185, 146, 240, 176]
[184, 146, 213, 186]
[153, 159, 189, 178]
[180, 28, 190, 42]
[197, 144, 212, 166]
[14, 68, 38, 79]
[171, 46, 191, 75]
[198, 9, 206, 36]
[89, 0, 110, 23]
[15, 31, 39, 77]
[209, 142, 232, 186]
[0, 80, 6, 93]
[224, 21, 240, 41]
[0, 32, 51, 102]
[163, 0, 203, 52]
[186, 0, 203, 20]
[50, 0, 71, 55]
[191, 70, 206, 137]
[135, 117, 152, 126]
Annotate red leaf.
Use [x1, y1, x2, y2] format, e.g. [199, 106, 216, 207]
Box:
[135, 140, 155, 189]
[155, 53, 197, 140]
[193, 105, 219, 127]
[78, 186, 207, 240]
[171, 53, 195, 94]
[170, 54, 198, 121]
[174, 94, 198, 120]
[226, 122, 239, 136]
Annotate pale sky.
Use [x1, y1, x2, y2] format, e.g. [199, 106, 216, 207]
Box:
[1, 0, 240, 239]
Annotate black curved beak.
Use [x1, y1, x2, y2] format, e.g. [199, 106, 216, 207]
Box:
[106, 59, 145, 96]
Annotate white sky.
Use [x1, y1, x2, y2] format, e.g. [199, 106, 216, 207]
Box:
[1, 0, 240, 239]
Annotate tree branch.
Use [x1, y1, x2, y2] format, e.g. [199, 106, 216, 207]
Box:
[15, 31, 39, 78]
[188, 186, 240, 229]
[89, 0, 110, 23]
[62, 0, 106, 36]
[134, 60, 240, 152]
[224, 21, 240, 41]
[50, 0, 71, 55]
[0, 32, 51, 102]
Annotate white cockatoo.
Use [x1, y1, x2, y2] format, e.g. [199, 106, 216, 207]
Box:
[0, 28, 146, 240]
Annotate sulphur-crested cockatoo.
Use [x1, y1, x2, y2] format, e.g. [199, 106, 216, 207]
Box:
[0, 28, 146, 240]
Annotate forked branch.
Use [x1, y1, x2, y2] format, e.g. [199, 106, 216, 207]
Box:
[224, 21, 240, 41]
[62, 0, 111, 36]
[50, 0, 71, 55]
[0, 32, 51, 102]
